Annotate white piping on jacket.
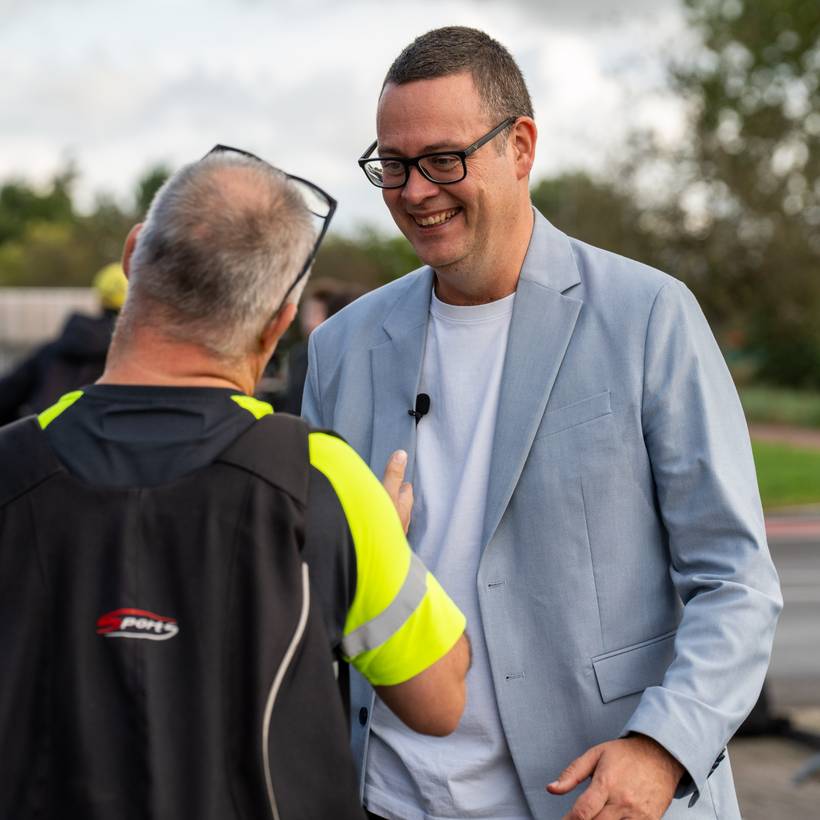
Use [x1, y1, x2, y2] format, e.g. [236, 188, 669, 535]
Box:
[263, 562, 311, 820]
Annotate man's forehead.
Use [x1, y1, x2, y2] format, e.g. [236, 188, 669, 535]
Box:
[375, 73, 489, 154]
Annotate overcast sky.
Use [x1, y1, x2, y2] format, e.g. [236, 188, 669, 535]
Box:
[1, 0, 691, 233]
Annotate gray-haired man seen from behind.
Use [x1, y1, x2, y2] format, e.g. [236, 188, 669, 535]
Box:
[303, 26, 782, 820]
[0, 148, 470, 819]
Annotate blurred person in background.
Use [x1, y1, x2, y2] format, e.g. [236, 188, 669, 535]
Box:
[0, 146, 469, 819]
[280, 277, 366, 414]
[0, 262, 127, 425]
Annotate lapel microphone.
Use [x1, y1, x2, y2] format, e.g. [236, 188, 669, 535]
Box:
[409, 393, 431, 425]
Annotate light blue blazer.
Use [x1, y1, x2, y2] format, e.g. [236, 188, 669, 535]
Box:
[302, 210, 782, 819]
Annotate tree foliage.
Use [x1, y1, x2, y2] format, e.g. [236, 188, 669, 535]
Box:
[0, 164, 423, 294]
[0, 166, 169, 287]
[0, 169, 75, 247]
[531, 172, 663, 267]
[667, 0, 820, 385]
[135, 165, 172, 217]
[313, 229, 419, 289]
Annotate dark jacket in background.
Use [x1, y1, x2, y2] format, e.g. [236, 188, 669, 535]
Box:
[280, 340, 309, 415]
[0, 310, 117, 424]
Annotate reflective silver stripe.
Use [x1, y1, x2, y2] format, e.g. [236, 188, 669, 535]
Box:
[341, 552, 427, 659]
[263, 562, 311, 820]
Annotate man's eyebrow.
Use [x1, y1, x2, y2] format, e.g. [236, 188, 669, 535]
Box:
[377, 141, 460, 156]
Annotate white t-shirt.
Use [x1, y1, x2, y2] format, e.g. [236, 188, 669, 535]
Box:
[364, 290, 532, 820]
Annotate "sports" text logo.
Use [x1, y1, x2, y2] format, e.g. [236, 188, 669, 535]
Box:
[96, 608, 179, 641]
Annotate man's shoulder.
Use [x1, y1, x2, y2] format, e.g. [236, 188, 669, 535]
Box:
[0, 417, 61, 508]
[567, 235, 679, 305]
[556, 230, 715, 363]
[311, 266, 431, 349]
[527, 210, 684, 314]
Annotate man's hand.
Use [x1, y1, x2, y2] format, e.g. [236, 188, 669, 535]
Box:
[382, 449, 413, 534]
[547, 734, 685, 820]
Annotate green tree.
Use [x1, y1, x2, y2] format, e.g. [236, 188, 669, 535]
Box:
[356, 228, 420, 284]
[667, 0, 820, 385]
[134, 165, 171, 216]
[531, 171, 663, 268]
[0, 168, 76, 246]
[0, 164, 172, 288]
[0, 221, 98, 287]
[313, 228, 419, 289]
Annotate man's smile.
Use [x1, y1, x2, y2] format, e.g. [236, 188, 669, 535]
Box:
[412, 207, 462, 228]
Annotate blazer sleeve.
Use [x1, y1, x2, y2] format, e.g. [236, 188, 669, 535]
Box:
[621, 280, 783, 801]
[301, 331, 324, 427]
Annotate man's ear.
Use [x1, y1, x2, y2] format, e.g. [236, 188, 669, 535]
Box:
[260, 302, 298, 355]
[122, 223, 143, 279]
[511, 117, 537, 181]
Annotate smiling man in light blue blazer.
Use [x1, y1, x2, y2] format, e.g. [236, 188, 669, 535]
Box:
[302, 27, 782, 820]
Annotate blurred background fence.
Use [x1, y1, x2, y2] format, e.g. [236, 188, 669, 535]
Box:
[0, 287, 96, 371]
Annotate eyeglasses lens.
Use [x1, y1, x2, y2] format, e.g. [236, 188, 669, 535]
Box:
[363, 161, 389, 187]
[418, 155, 464, 183]
[363, 155, 465, 188]
[291, 179, 332, 220]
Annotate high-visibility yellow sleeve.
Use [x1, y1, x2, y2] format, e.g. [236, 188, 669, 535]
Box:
[309, 432, 465, 686]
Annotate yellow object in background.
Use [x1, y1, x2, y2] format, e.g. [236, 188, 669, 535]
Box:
[92, 263, 128, 310]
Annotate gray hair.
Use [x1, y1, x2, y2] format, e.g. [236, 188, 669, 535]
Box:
[123, 151, 316, 359]
[383, 27, 534, 129]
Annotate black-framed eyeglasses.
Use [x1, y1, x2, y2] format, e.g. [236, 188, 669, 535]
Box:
[358, 116, 517, 189]
[204, 144, 337, 310]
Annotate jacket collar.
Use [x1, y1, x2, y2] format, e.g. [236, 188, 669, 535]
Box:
[369, 208, 583, 546]
[380, 207, 581, 338]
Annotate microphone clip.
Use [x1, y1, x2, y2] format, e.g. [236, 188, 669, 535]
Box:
[409, 393, 431, 425]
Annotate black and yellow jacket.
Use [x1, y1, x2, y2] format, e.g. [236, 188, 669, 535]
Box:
[0, 390, 464, 820]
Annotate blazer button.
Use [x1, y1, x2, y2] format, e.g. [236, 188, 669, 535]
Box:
[358, 707, 368, 726]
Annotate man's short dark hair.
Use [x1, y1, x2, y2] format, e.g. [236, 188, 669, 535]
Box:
[383, 27, 534, 123]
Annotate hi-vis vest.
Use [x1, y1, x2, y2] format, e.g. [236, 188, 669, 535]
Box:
[0, 413, 364, 820]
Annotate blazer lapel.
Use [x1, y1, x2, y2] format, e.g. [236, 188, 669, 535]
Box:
[481, 212, 583, 548]
[369, 268, 434, 481]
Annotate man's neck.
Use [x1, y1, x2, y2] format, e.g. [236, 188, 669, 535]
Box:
[433, 275, 518, 306]
[100, 325, 257, 395]
[433, 203, 534, 306]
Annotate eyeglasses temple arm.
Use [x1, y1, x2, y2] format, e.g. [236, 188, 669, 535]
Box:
[359, 140, 378, 162]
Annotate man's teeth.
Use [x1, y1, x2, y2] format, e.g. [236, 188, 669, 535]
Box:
[416, 209, 459, 226]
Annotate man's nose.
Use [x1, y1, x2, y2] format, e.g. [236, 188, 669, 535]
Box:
[401, 165, 440, 205]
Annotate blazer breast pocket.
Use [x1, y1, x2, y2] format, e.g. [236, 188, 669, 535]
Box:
[534, 389, 612, 441]
[592, 629, 677, 703]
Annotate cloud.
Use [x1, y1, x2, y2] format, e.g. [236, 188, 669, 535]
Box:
[469, 0, 682, 28]
[0, 0, 688, 232]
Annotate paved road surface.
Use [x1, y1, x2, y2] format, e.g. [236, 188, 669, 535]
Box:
[732, 519, 820, 818]
[750, 423, 820, 450]
[731, 729, 820, 820]
[766, 526, 820, 708]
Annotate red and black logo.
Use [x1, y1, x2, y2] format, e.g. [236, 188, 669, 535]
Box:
[96, 608, 179, 641]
